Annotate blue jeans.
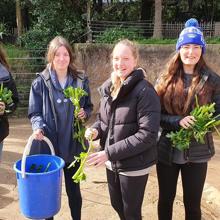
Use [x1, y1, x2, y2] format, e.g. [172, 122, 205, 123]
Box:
[0, 142, 3, 160]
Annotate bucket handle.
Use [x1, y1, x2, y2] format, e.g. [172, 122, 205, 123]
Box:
[21, 135, 55, 178]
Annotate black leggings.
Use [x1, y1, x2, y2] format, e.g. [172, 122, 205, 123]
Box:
[156, 162, 207, 220]
[46, 163, 82, 220]
[106, 168, 148, 220]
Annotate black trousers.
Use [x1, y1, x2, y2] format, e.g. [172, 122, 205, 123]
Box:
[156, 162, 208, 220]
[46, 163, 82, 220]
[106, 168, 148, 220]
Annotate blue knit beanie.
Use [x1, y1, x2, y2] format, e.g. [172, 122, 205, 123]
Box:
[176, 18, 206, 54]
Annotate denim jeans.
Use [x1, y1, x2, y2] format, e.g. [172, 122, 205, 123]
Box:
[0, 142, 3, 160]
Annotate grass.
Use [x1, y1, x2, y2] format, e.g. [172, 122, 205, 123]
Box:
[3, 37, 220, 57]
[3, 44, 29, 58]
[137, 37, 220, 44]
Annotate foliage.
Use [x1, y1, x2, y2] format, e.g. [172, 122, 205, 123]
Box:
[206, 37, 220, 44]
[64, 86, 91, 183]
[92, 1, 141, 21]
[29, 162, 51, 173]
[96, 26, 145, 44]
[0, 0, 16, 28]
[4, 44, 28, 58]
[68, 138, 94, 183]
[4, 43, 45, 72]
[0, 22, 8, 39]
[19, 0, 87, 51]
[137, 38, 177, 44]
[0, 83, 13, 113]
[163, 0, 220, 22]
[166, 96, 220, 151]
[64, 87, 88, 150]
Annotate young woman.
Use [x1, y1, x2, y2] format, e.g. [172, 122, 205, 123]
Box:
[28, 36, 93, 220]
[85, 39, 161, 220]
[155, 18, 220, 220]
[0, 45, 19, 161]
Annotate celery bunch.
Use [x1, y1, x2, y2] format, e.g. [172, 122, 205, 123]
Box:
[64, 86, 88, 150]
[166, 96, 220, 151]
[0, 83, 13, 111]
[68, 138, 94, 183]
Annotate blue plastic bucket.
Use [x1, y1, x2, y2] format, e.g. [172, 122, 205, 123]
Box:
[13, 136, 65, 219]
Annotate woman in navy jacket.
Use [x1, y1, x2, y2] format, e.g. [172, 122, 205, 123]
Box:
[85, 39, 161, 220]
[28, 36, 93, 220]
[0, 46, 18, 161]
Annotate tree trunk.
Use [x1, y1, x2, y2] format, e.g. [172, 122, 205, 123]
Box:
[153, 0, 162, 38]
[87, 0, 92, 43]
[16, 0, 23, 37]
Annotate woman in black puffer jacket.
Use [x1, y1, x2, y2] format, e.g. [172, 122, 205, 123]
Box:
[85, 39, 161, 220]
[0, 46, 19, 161]
[155, 18, 220, 220]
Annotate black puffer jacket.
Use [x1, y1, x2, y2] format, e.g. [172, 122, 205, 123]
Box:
[158, 68, 220, 165]
[92, 69, 161, 172]
[0, 65, 19, 142]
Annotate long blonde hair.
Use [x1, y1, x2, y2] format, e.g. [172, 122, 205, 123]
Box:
[46, 36, 78, 77]
[110, 39, 139, 98]
[155, 52, 209, 115]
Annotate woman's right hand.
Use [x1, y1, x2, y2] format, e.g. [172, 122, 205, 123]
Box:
[32, 129, 44, 140]
[179, 116, 196, 129]
[85, 128, 98, 140]
[0, 102, 5, 115]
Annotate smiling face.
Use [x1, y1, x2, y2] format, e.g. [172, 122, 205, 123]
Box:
[52, 46, 70, 74]
[180, 44, 202, 72]
[112, 43, 137, 81]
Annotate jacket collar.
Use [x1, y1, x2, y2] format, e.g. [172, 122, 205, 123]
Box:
[99, 68, 145, 99]
[47, 65, 73, 90]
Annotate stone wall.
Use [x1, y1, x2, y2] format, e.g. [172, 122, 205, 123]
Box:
[12, 44, 220, 117]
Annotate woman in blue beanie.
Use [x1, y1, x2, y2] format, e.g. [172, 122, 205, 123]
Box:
[155, 18, 220, 220]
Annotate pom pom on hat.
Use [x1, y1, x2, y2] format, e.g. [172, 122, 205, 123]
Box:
[185, 18, 199, 28]
[176, 18, 206, 53]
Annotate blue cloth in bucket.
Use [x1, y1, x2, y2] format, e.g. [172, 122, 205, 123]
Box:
[14, 154, 65, 219]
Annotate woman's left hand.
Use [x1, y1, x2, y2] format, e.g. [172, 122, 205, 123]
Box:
[87, 150, 108, 167]
[77, 108, 87, 120]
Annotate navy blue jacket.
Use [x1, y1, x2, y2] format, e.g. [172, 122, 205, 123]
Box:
[0, 64, 19, 142]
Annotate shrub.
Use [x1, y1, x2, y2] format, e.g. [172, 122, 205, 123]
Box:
[96, 27, 145, 43]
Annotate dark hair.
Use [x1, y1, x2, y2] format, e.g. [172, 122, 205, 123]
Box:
[0, 45, 10, 70]
[155, 52, 211, 115]
[46, 36, 78, 77]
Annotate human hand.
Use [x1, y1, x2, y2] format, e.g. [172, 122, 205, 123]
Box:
[87, 150, 108, 167]
[77, 108, 87, 120]
[85, 128, 98, 140]
[0, 102, 5, 115]
[32, 129, 44, 141]
[179, 116, 196, 129]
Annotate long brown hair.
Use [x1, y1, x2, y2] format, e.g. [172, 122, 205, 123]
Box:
[0, 45, 10, 70]
[46, 36, 78, 77]
[155, 52, 210, 115]
[110, 39, 139, 98]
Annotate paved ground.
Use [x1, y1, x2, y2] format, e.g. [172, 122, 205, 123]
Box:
[0, 118, 220, 220]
